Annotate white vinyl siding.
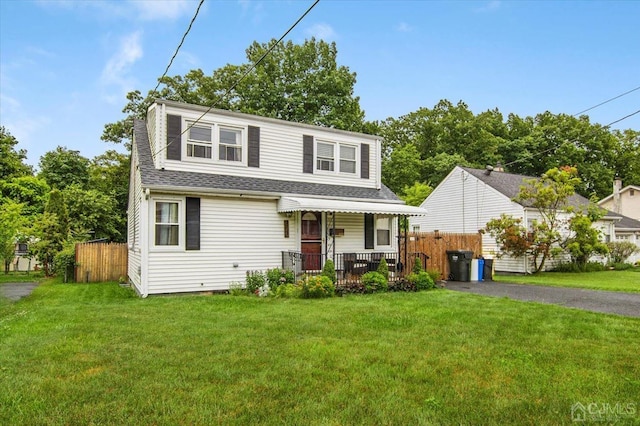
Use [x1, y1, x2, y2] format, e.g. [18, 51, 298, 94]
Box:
[127, 144, 143, 293]
[146, 197, 297, 294]
[157, 103, 380, 189]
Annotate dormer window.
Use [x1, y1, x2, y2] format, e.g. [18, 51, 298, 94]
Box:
[317, 142, 335, 171]
[187, 123, 212, 159]
[316, 140, 357, 174]
[219, 127, 242, 162]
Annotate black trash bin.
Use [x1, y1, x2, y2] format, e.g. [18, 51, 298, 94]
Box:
[483, 258, 494, 281]
[446, 250, 473, 281]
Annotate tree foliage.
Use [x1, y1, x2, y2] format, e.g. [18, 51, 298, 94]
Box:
[39, 146, 90, 190]
[102, 38, 366, 146]
[0, 126, 32, 179]
[563, 207, 608, 269]
[63, 184, 124, 242]
[31, 189, 69, 276]
[0, 199, 24, 273]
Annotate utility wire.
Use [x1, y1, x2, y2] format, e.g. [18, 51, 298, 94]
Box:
[573, 85, 640, 116]
[604, 109, 640, 127]
[153, 0, 320, 159]
[152, 0, 205, 95]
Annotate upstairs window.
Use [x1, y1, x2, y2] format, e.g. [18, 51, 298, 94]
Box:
[317, 142, 335, 171]
[186, 122, 212, 159]
[340, 145, 356, 174]
[219, 127, 242, 162]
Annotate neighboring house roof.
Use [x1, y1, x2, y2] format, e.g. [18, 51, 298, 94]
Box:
[610, 214, 640, 231]
[134, 119, 401, 203]
[460, 166, 616, 218]
[598, 185, 640, 204]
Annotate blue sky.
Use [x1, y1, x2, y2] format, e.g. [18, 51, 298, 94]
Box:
[1, 0, 639, 168]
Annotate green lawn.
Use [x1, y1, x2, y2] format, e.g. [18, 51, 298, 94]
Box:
[495, 268, 640, 293]
[0, 270, 43, 284]
[1, 281, 639, 425]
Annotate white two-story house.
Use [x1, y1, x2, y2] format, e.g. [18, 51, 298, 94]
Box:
[128, 99, 426, 296]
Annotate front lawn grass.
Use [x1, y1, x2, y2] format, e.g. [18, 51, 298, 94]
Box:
[0, 270, 43, 284]
[1, 280, 639, 425]
[495, 268, 640, 293]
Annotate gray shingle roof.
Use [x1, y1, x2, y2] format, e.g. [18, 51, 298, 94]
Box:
[460, 166, 620, 220]
[134, 119, 401, 202]
[613, 214, 640, 231]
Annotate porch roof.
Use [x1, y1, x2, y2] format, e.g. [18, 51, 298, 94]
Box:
[278, 196, 428, 216]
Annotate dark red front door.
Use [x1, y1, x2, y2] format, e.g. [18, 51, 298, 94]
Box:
[301, 211, 322, 270]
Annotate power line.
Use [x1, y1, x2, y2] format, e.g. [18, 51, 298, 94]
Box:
[573, 85, 640, 116]
[604, 109, 640, 127]
[153, 0, 320, 159]
[151, 0, 205, 95]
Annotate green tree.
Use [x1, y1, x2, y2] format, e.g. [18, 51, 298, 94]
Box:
[89, 150, 130, 239]
[103, 38, 366, 146]
[0, 176, 49, 218]
[63, 184, 124, 242]
[486, 167, 581, 273]
[31, 189, 69, 276]
[401, 182, 433, 207]
[381, 143, 423, 194]
[39, 146, 90, 190]
[563, 206, 608, 270]
[0, 199, 24, 273]
[0, 126, 33, 179]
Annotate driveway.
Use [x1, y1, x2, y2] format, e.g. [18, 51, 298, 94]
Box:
[0, 282, 39, 301]
[444, 281, 640, 318]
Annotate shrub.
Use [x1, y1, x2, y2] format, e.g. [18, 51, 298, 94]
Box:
[275, 283, 302, 298]
[361, 271, 388, 293]
[335, 281, 366, 296]
[53, 244, 75, 282]
[266, 268, 295, 291]
[246, 271, 267, 294]
[298, 275, 335, 299]
[407, 271, 435, 291]
[377, 258, 389, 281]
[388, 278, 417, 292]
[412, 257, 423, 274]
[607, 241, 640, 264]
[584, 261, 606, 272]
[321, 259, 337, 284]
[611, 262, 634, 271]
[551, 262, 582, 273]
[426, 269, 441, 283]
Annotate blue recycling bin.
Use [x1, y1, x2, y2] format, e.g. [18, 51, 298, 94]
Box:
[478, 258, 485, 281]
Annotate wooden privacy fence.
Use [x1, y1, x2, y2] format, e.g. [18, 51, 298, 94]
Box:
[75, 242, 128, 283]
[400, 231, 483, 280]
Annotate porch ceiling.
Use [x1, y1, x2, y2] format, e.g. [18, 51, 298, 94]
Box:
[278, 196, 428, 216]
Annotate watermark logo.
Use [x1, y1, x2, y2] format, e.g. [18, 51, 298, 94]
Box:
[571, 401, 636, 422]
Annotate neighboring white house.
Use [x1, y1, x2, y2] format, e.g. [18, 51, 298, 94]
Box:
[598, 179, 640, 264]
[409, 166, 618, 273]
[128, 99, 427, 296]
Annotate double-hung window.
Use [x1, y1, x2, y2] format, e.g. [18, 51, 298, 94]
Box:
[316, 142, 335, 171]
[186, 122, 212, 159]
[219, 127, 242, 162]
[155, 201, 179, 246]
[376, 215, 391, 246]
[340, 145, 357, 174]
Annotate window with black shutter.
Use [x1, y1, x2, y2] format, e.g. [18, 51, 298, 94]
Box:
[185, 197, 200, 250]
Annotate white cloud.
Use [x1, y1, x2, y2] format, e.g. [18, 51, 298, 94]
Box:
[131, 0, 196, 21]
[100, 31, 144, 104]
[305, 23, 337, 40]
[396, 22, 413, 33]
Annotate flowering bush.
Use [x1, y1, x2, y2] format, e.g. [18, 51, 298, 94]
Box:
[257, 284, 270, 297]
[266, 268, 296, 291]
[274, 283, 301, 298]
[298, 275, 335, 299]
[246, 271, 267, 294]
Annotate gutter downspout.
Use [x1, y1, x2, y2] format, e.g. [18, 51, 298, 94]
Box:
[523, 208, 529, 274]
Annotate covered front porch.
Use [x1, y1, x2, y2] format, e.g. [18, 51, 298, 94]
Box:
[277, 196, 429, 283]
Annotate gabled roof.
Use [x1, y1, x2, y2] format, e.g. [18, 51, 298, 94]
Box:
[597, 185, 640, 204]
[459, 166, 616, 218]
[133, 119, 402, 203]
[610, 213, 640, 231]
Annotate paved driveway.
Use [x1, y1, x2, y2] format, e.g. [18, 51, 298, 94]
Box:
[444, 281, 640, 318]
[0, 282, 39, 301]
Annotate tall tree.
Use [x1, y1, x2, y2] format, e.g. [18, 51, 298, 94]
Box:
[0, 176, 49, 218]
[31, 189, 69, 276]
[89, 150, 130, 239]
[63, 184, 124, 242]
[102, 38, 366, 146]
[39, 146, 90, 190]
[0, 126, 32, 179]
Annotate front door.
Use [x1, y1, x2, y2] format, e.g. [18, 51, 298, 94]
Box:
[301, 211, 322, 271]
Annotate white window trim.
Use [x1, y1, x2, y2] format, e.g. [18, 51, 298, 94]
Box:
[182, 119, 247, 166]
[375, 215, 393, 248]
[315, 139, 359, 175]
[150, 198, 184, 251]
